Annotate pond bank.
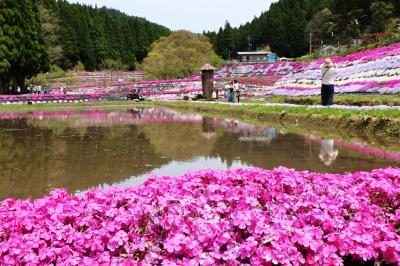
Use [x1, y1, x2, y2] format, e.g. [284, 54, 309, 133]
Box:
[140, 101, 400, 140]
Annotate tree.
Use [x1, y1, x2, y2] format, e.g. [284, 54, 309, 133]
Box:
[221, 21, 234, 59]
[370, 0, 395, 33]
[140, 31, 223, 79]
[37, 1, 63, 65]
[307, 8, 336, 46]
[0, 0, 49, 93]
[40, 0, 170, 70]
[100, 59, 128, 71]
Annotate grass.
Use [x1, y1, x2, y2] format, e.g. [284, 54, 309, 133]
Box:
[143, 100, 400, 119]
[1, 99, 399, 118]
[247, 94, 400, 107]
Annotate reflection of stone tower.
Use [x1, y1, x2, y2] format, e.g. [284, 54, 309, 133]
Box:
[202, 117, 216, 132]
[201, 64, 216, 100]
[202, 117, 216, 139]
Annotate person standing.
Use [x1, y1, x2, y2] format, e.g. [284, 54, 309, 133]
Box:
[233, 80, 241, 103]
[320, 58, 338, 106]
[225, 82, 234, 103]
[227, 88, 234, 103]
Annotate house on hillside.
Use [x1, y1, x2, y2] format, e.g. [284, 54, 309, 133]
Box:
[237, 51, 277, 63]
[320, 45, 339, 56]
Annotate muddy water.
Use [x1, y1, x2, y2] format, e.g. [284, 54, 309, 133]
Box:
[0, 108, 399, 200]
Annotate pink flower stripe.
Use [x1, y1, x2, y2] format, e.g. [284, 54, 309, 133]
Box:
[52, 84, 105, 90]
[0, 167, 399, 265]
[268, 80, 400, 91]
[0, 109, 203, 125]
[308, 43, 400, 68]
[0, 93, 106, 103]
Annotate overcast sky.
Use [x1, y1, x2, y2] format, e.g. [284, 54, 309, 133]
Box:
[70, 0, 276, 33]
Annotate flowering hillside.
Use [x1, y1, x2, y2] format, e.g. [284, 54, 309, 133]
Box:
[269, 43, 400, 96]
[38, 43, 400, 101]
[1, 167, 399, 265]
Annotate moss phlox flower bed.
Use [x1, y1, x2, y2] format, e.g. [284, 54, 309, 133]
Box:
[1, 167, 399, 265]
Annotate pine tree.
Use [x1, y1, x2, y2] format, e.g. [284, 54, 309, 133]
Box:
[0, 0, 49, 93]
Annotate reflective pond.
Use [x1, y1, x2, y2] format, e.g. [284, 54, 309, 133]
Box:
[0, 108, 399, 200]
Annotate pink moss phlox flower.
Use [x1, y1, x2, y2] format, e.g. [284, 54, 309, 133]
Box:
[0, 167, 399, 265]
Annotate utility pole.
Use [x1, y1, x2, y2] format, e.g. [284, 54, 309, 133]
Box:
[354, 19, 359, 50]
[247, 36, 252, 52]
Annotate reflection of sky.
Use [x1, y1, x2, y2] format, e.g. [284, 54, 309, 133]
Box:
[77, 157, 248, 194]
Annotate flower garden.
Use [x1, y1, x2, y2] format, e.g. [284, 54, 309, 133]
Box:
[41, 43, 400, 101]
[0, 93, 106, 105]
[268, 43, 400, 97]
[0, 167, 399, 265]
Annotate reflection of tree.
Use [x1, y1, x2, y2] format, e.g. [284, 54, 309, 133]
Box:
[0, 119, 53, 199]
[138, 123, 221, 160]
[0, 121, 168, 200]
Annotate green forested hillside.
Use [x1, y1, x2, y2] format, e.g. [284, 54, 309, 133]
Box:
[0, 0, 170, 92]
[205, 0, 400, 58]
[39, 0, 170, 70]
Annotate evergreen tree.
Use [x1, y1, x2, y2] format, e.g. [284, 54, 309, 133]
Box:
[222, 22, 234, 59]
[0, 0, 49, 93]
[207, 0, 399, 58]
[37, 1, 63, 65]
[40, 0, 170, 71]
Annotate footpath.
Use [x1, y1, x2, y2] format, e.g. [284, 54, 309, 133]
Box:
[201, 101, 400, 111]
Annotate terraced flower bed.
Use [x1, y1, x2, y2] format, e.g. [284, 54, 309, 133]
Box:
[272, 43, 400, 96]
[0, 93, 106, 104]
[39, 44, 400, 101]
[1, 167, 399, 265]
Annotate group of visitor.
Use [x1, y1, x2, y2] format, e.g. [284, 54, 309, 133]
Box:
[223, 80, 241, 103]
[27, 84, 49, 95]
[127, 89, 145, 101]
[215, 58, 338, 106]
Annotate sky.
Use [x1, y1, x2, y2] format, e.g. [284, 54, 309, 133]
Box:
[71, 0, 276, 33]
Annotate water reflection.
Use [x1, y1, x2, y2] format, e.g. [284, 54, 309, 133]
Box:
[0, 108, 399, 200]
[319, 139, 339, 166]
